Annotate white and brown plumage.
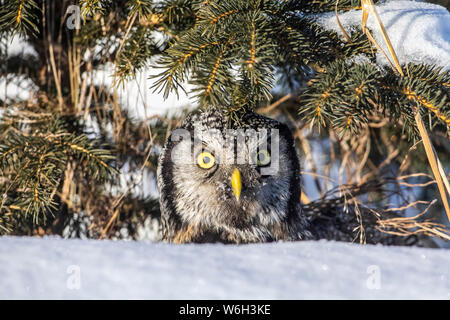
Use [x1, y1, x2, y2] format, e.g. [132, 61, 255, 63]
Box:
[157, 107, 436, 247]
[157, 107, 310, 243]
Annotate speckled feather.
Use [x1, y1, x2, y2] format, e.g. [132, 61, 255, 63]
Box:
[157, 108, 436, 247]
[157, 107, 310, 243]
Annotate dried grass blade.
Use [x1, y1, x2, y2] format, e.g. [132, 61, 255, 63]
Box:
[415, 113, 450, 220]
[359, 0, 450, 222]
[335, 0, 352, 42]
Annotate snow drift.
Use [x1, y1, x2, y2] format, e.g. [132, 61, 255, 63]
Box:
[0, 237, 448, 299]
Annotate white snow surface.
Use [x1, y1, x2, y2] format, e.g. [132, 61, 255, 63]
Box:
[1, 236, 449, 299]
[317, 0, 450, 70]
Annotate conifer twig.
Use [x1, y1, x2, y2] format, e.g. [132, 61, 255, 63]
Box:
[359, 0, 450, 222]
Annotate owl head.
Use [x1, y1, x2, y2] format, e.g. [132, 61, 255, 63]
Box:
[157, 107, 309, 243]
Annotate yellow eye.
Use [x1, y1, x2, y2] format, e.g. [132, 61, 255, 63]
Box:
[254, 149, 271, 166]
[197, 151, 215, 169]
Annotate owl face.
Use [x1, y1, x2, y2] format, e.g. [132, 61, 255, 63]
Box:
[158, 108, 306, 242]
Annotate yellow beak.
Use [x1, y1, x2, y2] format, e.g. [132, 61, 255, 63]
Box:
[231, 168, 242, 201]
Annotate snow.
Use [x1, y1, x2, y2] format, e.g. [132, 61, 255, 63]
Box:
[1, 236, 449, 299]
[90, 62, 195, 120]
[4, 35, 38, 57]
[0, 36, 39, 103]
[317, 0, 450, 70]
[0, 76, 37, 103]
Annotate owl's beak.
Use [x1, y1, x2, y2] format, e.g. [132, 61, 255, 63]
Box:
[231, 168, 242, 201]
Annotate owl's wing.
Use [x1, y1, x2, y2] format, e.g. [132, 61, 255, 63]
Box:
[304, 198, 438, 247]
[157, 137, 183, 241]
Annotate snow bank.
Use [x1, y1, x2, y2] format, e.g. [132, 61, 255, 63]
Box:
[4, 35, 38, 57]
[90, 63, 195, 120]
[317, 0, 450, 70]
[0, 36, 39, 103]
[1, 237, 448, 299]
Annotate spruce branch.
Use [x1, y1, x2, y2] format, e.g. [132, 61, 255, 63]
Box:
[79, 0, 108, 19]
[299, 60, 449, 137]
[151, 0, 380, 112]
[0, 113, 118, 234]
[0, 0, 40, 36]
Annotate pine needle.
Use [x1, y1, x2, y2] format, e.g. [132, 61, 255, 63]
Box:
[358, 0, 450, 222]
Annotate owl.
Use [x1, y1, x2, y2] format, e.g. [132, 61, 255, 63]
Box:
[157, 107, 311, 243]
[157, 107, 438, 247]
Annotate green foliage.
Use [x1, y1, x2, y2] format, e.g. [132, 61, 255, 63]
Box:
[79, 0, 109, 19]
[114, 25, 162, 84]
[150, 1, 375, 111]
[153, 0, 372, 107]
[0, 0, 40, 36]
[300, 61, 450, 137]
[0, 111, 117, 234]
[152, 0, 449, 136]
